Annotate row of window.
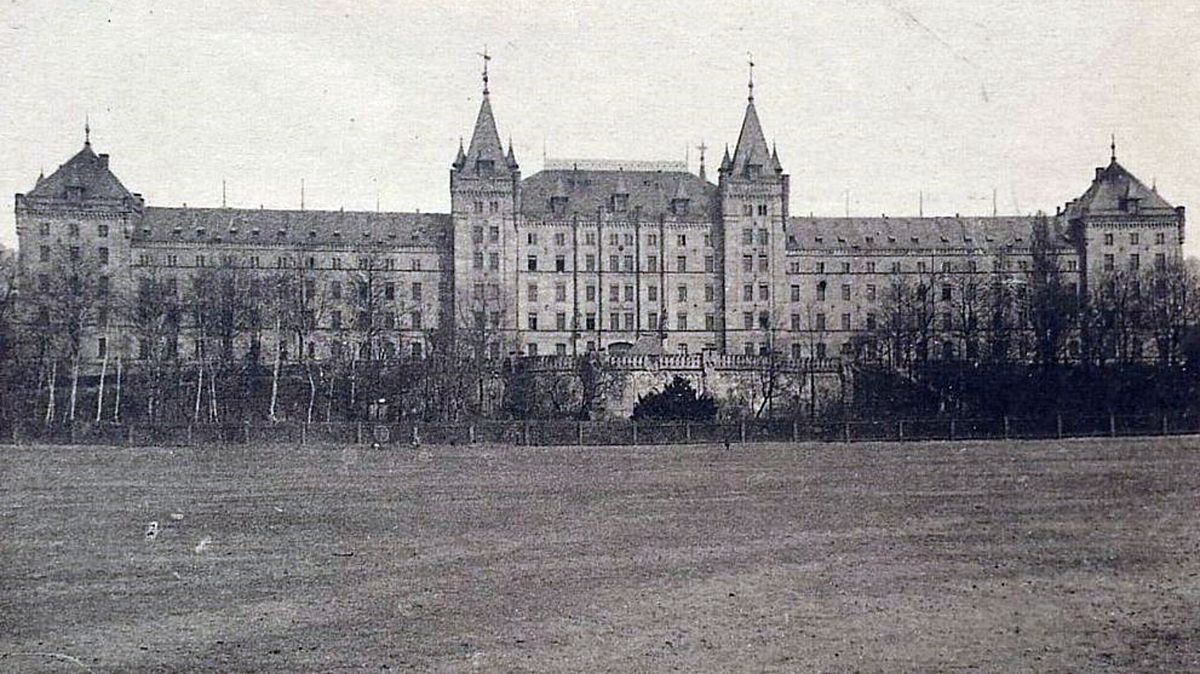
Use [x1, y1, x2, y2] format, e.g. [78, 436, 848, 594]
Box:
[513, 282, 722, 304]
[792, 258, 1078, 275]
[510, 253, 720, 273]
[474, 229, 724, 249]
[134, 253, 428, 271]
[39, 245, 109, 265]
[35, 222, 109, 238]
[1102, 231, 1169, 246]
[1101, 252, 1168, 271]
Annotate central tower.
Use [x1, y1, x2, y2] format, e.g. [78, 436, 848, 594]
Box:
[719, 62, 789, 355]
[450, 52, 522, 356]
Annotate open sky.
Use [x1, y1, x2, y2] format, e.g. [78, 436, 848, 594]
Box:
[2, 1, 1198, 255]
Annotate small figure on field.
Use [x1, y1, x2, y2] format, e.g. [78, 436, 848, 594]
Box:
[145, 521, 159, 541]
[410, 426, 421, 449]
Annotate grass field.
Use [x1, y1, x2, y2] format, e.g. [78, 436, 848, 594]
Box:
[2, 437, 1199, 673]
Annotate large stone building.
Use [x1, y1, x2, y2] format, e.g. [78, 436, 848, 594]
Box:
[14, 70, 1186, 365]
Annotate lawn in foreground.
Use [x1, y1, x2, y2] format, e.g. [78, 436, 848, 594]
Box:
[1, 437, 1198, 673]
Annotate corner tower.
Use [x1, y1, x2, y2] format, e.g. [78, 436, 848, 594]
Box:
[450, 53, 521, 352]
[719, 63, 789, 355]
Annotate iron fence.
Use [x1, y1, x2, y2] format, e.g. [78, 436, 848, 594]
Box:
[3, 411, 1200, 449]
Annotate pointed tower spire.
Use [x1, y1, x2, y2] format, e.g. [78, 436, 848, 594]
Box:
[1110, 133, 1117, 162]
[84, 115, 91, 147]
[506, 136, 518, 169]
[730, 82, 772, 178]
[453, 137, 466, 169]
[697, 140, 709, 182]
[747, 53, 755, 102]
[461, 50, 509, 177]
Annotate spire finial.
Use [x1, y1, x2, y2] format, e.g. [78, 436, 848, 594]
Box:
[478, 45, 491, 96]
[747, 52, 755, 102]
[697, 140, 708, 180]
[84, 115, 91, 146]
[1110, 133, 1116, 162]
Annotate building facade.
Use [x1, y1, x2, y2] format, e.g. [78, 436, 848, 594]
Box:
[14, 75, 1186, 365]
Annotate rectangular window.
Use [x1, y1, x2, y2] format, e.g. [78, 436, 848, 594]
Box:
[678, 234, 687, 246]
[705, 314, 715, 331]
[789, 284, 800, 302]
[704, 255, 714, 272]
[758, 255, 768, 272]
[841, 313, 851, 331]
[1103, 254, 1114, 271]
[815, 313, 826, 331]
[555, 255, 566, 272]
[624, 285, 634, 302]
[647, 285, 658, 302]
[527, 232, 538, 245]
[412, 283, 423, 301]
[866, 261, 876, 273]
[841, 284, 850, 300]
[526, 343, 537, 356]
[676, 256, 687, 272]
[555, 232, 566, 247]
[624, 312, 634, 330]
[647, 233, 657, 247]
[488, 253, 500, 270]
[867, 313, 877, 330]
[1130, 232, 1139, 245]
[527, 255, 538, 271]
[742, 255, 753, 272]
[1156, 232, 1166, 245]
[555, 283, 567, 302]
[866, 284, 876, 301]
[585, 313, 596, 330]
[1104, 233, 1114, 246]
[816, 261, 826, 274]
[585, 254, 596, 272]
[941, 284, 952, 301]
[791, 314, 801, 331]
[490, 226, 500, 242]
[472, 226, 483, 243]
[705, 284, 714, 302]
[757, 228, 768, 245]
[385, 282, 395, 300]
[556, 343, 567, 355]
[758, 284, 769, 301]
[527, 313, 538, 330]
[817, 282, 826, 301]
[586, 284, 596, 302]
[742, 228, 753, 246]
[609, 284, 620, 302]
[472, 252, 483, 269]
[743, 284, 753, 301]
[743, 312, 753, 329]
[1129, 254, 1140, 270]
[623, 255, 634, 271]
[677, 286, 688, 302]
[528, 283, 539, 301]
[647, 255, 657, 272]
[647, 313, 658, 330]
[1155, 252, 1166, 270]
[676, 313, 688, 330]
[97, 337, 107, 358]
[609, 255, 619, 272]
[556, 312, 567, 330]
[610, 313, 620, 331]
[331, 311, 342, 329]
[98, 247, 109, 265]
[585, 232, 596, 246]
[97, 224, 109, 238]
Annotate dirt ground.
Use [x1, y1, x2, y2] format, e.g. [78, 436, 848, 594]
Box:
[1, 436, 1198, 673]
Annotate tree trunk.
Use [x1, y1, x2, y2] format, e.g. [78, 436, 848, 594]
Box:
[208, 365, 219, 423]
[45, 359, 57, 425]
[306, 366, 317, 424]
[193, 364, 203, 423]
[68, 352, 80, 423]
[113, 357, 123, 423]
[268, 321, 282, 422]
[96, 338, 109, 423]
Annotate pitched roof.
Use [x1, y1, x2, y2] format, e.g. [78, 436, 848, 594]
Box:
[137, 207, 451, 248]
[728, 101, 773, 176]
[785, 216, 1072, 252]
[24, 143, 135, 201]
[520, 169, 718, 220]
[1066, 158, 1175, 217]
[457, 95, 512, 177]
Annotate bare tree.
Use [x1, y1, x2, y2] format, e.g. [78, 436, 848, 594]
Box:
[125, 270, 183, 421]
[1144, 258, 1197, 366]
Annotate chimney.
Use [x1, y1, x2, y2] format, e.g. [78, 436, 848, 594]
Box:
[1095, 167, 1104, 180]
[98, 154, 109, 169]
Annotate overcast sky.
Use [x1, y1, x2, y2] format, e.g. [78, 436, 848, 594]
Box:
[2, 1, 1198, 254]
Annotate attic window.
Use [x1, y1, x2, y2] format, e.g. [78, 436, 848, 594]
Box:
[814, 236, 824, 243]
[985, 235, 995, 242]
[910, 236, 919, 244]
[332, 230, 341, 238]
[387, 232, 397, 239]
[836, 237, 846, 243]
[964, 236, 973, 243]
[195, 227, 206, 237]
[1014, 236, 1024, 242]
[229, 227, 239, 235]
[549, 195, 568, 216]
[362, 232, 371, 239]
[251, 228, 260, 236]
[475, 159, 494, 175]
[277, 229, 286, 238]
[671, 198, 689, 215]
[940, 236, 948, 243]
[309, 230, 317, 239]
[887, 236, 896, 243]
[865, 236, 874, 244]
[612, 194, 629, 212]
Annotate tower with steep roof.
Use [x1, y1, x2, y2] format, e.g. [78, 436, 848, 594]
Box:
[15, 128, 145, 361]
[450, 52, 522, 352]
[718, 64, 790, 356]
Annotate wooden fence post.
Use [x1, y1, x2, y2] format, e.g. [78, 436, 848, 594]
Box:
[1162, 414, 1168, 436]
[632, 422, 638, 445]
[844, 421, 851, 443]
[1003, 416, 1010, 440]
[685, 422, 691, 443]
[469, 424, 476, 444]
[1056, 413, 1063, 439]
[949, 418, 956, 441]
[739, 421, 746, 443]
[243, 420, 250, 444]
[792, 419, 798, 442]
[1109, 413, 1116, 437]
[356, 421, 363, 444]
[578, 421, 584, 446]
[187, 424, 193, 445]
[898, 420, 904, 441]
[127, 423, 134, 446]
[301, 423, 307, 446]
[524, 421, 531, 446]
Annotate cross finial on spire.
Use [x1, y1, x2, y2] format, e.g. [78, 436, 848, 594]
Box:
[84, 115, 91, 146]
[697, 140, 709, 181]
[479, 45, 491, 96]
[1110, 133, 1116, 162]
[747, 52, 755, 102]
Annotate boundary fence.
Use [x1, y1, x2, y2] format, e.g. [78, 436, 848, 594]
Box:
[3, 412, 1199, 448]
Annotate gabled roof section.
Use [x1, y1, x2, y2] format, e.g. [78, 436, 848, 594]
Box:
[521, 169, 718, 220]
[729, 101, 773, 177]
[785, 216, 1072, 253]
[1067, 158, 1175, 217]
[458, 95, 511, 178]
[137, 207, 451, 248]
[24, 143, 135, 201]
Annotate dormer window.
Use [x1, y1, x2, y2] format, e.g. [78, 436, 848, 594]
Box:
[671, 198, 689, 216]
[475, 159, 494, 175]
[612, 193, 629, 212]
[195, 227, 206, 237]
[745, 164, 762, 179]
[550, 195, 568, 216]
[66, 186, 84, 201]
